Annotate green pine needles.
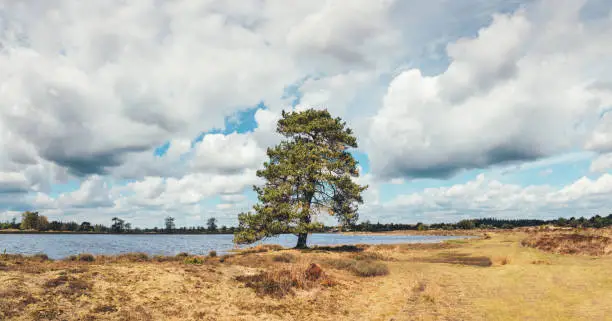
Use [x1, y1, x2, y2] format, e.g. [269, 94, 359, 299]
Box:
[233, 109, 368, 248]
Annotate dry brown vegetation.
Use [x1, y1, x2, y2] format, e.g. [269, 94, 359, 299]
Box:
[521, 229, 612, 255]
[1, 230, 612, 320]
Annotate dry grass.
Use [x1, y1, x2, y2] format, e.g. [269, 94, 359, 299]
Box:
[521, 230, 612, 255]
[1, 230, 612, 320]
[272, 252, 297, 263]
[322, 258, 390, 277]
[236, 244, 285, 254]
[418, 252, 493, 267]
[235, 263, 331, 298]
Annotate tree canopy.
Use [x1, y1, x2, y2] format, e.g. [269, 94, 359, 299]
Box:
[234, 109, 367, 248]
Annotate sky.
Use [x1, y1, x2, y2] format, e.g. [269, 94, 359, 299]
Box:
[1, 0, 612, 228]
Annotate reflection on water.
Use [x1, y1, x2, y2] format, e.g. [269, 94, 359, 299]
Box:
[0, 233, 469, 259]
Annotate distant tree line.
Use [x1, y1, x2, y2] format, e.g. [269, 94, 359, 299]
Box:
[0, 212, 233, 234]
[2, 211, 612, 234]
[348, 214, 612, 232]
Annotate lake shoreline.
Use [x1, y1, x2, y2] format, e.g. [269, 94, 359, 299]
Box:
[0, 232, 471, 260]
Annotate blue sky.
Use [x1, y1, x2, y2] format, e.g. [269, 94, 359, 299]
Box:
[1, 0, 612, 228]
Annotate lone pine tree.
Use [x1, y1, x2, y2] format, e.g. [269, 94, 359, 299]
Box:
[234, 109, 367, 248]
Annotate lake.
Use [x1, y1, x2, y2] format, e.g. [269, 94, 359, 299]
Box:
[0, 233, 469, 259]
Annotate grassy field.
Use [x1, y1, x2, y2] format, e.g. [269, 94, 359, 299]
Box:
[1, 229, 611, 321]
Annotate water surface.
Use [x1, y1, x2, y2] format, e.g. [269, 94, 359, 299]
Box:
[0, 233, 468, 259]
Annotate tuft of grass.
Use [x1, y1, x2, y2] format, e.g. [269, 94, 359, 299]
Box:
[238, 244, 284, 254]
[208, 250, 217, 257]
[65, 253, 96, 262]
[322, 258, 389, 277]
[352, 251, 385, 261]
[352, 260, 390, 277]
[184, 256, 205, 265]
[272, 252, 296, 263]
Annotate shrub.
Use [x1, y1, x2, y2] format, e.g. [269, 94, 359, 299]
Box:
[79, 253, 96, 262]
[235, 264, 326, 298]
[273, 253, 296, 263]
[184, 256, 205, 265]
[32, 253, 50, 261]
[176, 252, 189, 257]
[117, 252, 149, 262]
[352, 260, 389, 277]
[65, 253, 95, 262]
[152, 255, 180, 262]
[208, 250, 217, 257]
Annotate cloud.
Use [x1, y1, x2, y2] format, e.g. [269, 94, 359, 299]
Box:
[366, 1, 612, 179]
[0, 0, 301, 177]
[190, 133, 266, 174]
[590, 153, 612, 173]
[56, 175, 115, 208]
[376, 172, 612, 223]
[586, 112, 612, 153]
[0, 172, 30, 194]
[117, 170, 261, 208]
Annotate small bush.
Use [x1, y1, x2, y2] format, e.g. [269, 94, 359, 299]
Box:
[65, 253, 95, 262]
[352, 260, 389, 277]
[176, 252, 189, 257]
[184, 256, 205, 265]
[273, 253, 296, 263]
[32, 253, 50, 261]
[118, 252, 149, 262]
[235, 264, 326, 298]
[208, 250, 217, 257]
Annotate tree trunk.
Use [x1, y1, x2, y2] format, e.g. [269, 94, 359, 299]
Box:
[296, 233, 308, 249]
[296, 188, 314, 249]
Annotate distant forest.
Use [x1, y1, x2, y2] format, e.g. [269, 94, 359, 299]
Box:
[1, 211, 611, 234]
